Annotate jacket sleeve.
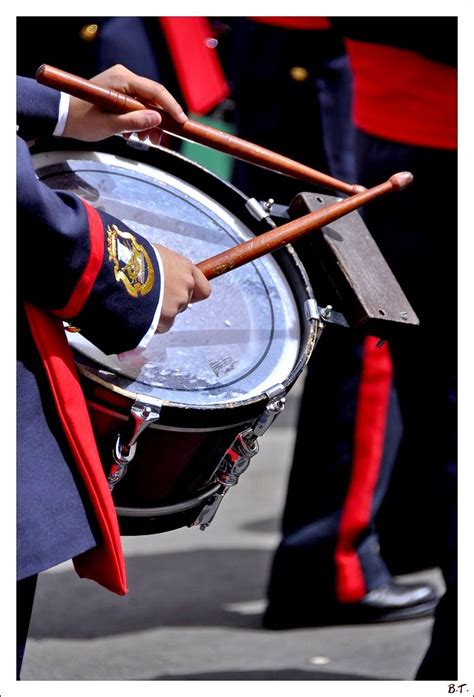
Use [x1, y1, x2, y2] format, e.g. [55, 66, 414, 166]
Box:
[17, 76, 63, 140]
[17, 80, 163, 356]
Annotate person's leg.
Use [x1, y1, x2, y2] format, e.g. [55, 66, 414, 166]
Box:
[263, 330, 435, 628]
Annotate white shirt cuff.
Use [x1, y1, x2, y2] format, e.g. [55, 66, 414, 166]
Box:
[53, 92, 70, 137]
[117, 246, 164, 360]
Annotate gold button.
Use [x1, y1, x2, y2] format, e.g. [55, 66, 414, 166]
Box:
[290, 66, 309, 81]
[79, 24, 99, 41]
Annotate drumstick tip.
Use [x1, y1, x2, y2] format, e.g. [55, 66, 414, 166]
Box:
[389, 171, 414, 191]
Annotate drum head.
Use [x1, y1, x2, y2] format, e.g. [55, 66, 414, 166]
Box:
[33, 149, 301, 407]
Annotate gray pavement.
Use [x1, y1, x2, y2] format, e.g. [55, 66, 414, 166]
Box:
[22, 373, 444, 682]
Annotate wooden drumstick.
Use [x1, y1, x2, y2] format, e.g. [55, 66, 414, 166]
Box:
[36, 64, 365, 196]
[197, 172, 413, 280]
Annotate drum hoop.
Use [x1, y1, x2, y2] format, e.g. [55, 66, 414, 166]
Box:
[86, 396, 254, 433]
[115, 482, 221, 517]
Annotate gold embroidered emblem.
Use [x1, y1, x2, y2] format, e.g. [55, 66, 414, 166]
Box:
[107, 225, 155, 298]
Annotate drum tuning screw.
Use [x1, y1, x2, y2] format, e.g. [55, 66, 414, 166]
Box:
[320, 305, 333, 320]
[263, 198, 275, 212]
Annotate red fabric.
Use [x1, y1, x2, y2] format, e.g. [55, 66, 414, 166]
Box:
[52, 202, 104, 319]
[345, 39, 457, 150]
[159, 17, 230, 115]
[251, 17, 330, 30]
[25, 303, 127, 594]
[334, 338, 392, 603]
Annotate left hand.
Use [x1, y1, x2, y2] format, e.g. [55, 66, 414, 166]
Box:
[62, 64, 187, 144]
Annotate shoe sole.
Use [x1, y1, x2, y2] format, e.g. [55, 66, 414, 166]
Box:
[263, 598, 438, 630]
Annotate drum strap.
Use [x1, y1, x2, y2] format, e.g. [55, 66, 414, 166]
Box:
[159, 17, 230, 115]
[24, 302, 127, 595]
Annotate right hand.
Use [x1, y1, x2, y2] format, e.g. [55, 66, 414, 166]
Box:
[154, 244, 211, 334]
[62, 64, 187, 144]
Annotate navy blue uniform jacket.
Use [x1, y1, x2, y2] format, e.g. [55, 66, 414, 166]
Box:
[17, 76, 162, 593]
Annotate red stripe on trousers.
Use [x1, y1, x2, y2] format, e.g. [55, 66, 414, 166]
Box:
[24, 303, 127, 595]
[334, 337, 393, 603]
[53, 201, 104, 319]
[159, 17, 230, 115]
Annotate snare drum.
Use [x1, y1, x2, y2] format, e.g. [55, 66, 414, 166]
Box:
[32, 137, 320, 535]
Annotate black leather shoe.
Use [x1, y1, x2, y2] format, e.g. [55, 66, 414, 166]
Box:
[263, 581, 438, 630]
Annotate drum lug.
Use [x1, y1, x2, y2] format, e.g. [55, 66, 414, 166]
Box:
[194, 426, 258, 530]
[253, 385, 287, 437]
[195, 392, 286, 530]
[108, 398, 162, 491]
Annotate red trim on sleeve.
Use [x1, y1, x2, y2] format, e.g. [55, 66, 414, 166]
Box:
[334, 337, 393, 603]
[251, 17, 330, 30]
[24, 302, 127, 595]
[159, 17, 230, 115]
[345, 39, 457, 150]
[53, 200, 105, 319]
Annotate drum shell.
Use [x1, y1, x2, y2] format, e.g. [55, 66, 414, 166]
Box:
[82, 377, 265, 534]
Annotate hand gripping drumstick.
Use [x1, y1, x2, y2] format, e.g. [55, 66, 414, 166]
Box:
[36, 64, 365, 196]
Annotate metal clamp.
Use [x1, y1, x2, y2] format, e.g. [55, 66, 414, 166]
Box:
[194, 389, 286, 530]
[245, 198, 277, 229]
[108, 398, 162, 491]
[317, 305, 350, 329]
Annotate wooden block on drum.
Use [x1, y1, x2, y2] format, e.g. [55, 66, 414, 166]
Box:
[288, 192, 419, 339]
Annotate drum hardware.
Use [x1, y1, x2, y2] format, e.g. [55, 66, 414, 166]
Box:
[108, 398, 162, 490]
[288, 191, 420, 340]
[304, 299, 349, 331]
[115, 483, 222, 518]
[195, 388, 286, 530]
[319, 304, 333, 320]
[304, 298, 320, 322]
[263, 198, 275, 213]
[318, 306, 350, 329]
[245, 197, 277, 228]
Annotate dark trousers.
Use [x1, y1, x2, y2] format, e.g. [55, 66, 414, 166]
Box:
[267, 330, 399, 606]
[17, 574, 38, 679]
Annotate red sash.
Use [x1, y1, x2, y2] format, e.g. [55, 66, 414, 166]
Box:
[159, 17, 230, 115]
[345, 39, 457, 150]
[251, 17, 330, 30]
[23, 199, 127, 594]
[24, 303, 127, 594]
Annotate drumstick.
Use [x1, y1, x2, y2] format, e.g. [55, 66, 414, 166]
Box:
[36, 64, 365, 196]
[197, 172, 413, 280]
